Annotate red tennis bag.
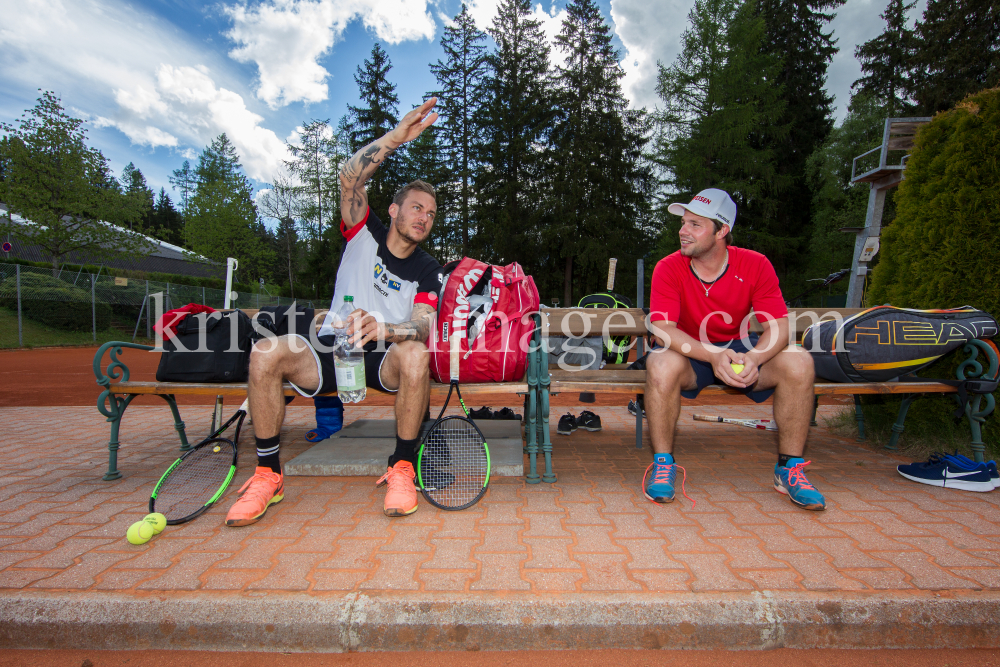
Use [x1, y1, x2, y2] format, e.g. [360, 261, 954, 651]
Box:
[429, 258, 540, 383]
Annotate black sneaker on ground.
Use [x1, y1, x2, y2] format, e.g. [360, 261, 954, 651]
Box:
[469, 406, 493, 420]
[628, 398, 646, 419]
[576, 410, 602, 432]
[557, 412, 577, 435]
[495, 407, 521, 421]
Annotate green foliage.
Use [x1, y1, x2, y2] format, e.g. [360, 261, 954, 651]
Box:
[285, 119, 345, 237]
[431, 4, 488, 255]
[347, 44, 404, 217]
[0, 271, 111, 331]
[802, 94, 890, 299]
[0, 91, 152, 273]
[852, 0, 916, 116]
[908, 0, 1000, 114]
[184, 134, 275, 285]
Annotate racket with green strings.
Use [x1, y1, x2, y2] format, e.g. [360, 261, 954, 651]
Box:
[417, 334, 491, 510]
[149, 409, 245, 524]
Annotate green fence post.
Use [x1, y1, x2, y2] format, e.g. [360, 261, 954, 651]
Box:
[202, 286, 205, 305]
[91, 273, 96, 342]
[146, 280, 151, 338]
[16, 264, 23, 347]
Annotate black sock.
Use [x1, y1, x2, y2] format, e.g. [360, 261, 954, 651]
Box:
[778, 454, 794, 468]
[388, 435, 418, 467]
[256, 435, 281, 473]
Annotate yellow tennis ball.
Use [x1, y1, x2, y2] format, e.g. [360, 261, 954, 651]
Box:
[127, 520, 154, 545]
[143, 513, 166, 535]
[730, 362, 745, 374]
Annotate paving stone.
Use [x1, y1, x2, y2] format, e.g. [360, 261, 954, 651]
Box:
[671, 553, 753, 592]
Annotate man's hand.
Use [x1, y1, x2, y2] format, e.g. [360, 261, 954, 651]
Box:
[713, 348, 759, 389]
[386, 98, 438, 146]
[345, 309, 385, 347]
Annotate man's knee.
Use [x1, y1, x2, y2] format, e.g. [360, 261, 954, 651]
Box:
[776, 347, 815, 385]
[645, 348, 689, 390]
[395, 341, 430, 382]
[249, 337, 294, 380]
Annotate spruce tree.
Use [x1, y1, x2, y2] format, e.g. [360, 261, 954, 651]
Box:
[149, 188, 185, 247]
[475, 0, 554, 274]
[852, 0, 916, 116]
[431, 3, 488, 254]
[908, 0, 1000, 114]
[285, 119, 343, 238]
[169, 160, 196, 214]
[119, 162, 155, 232]
[756, 0, 844, 277]
[401, 125, 459, 260]
[550, 0, 653, 304]
[347, 43, 402, 217]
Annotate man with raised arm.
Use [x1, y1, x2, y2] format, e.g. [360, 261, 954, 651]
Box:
[226, 98, 443, 525]
[643, 188, 825, 511]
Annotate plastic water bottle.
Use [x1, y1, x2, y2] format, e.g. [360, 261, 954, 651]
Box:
[333, 295, 366, 403]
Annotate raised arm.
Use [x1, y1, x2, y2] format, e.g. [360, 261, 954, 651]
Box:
[339, 97, 439, 228]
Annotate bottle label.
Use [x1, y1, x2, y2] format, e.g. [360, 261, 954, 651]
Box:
[335, 364, 365, 391]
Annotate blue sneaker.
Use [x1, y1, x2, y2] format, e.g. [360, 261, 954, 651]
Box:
[644, 453, 677, 503]
[774, 458, 826, 510]
[898, 455, 994, 492]
[305, 395, 344, 443]
[943, 453, 998, 490]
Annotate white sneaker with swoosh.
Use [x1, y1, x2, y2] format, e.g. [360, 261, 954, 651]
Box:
[897, 457, 994, 492]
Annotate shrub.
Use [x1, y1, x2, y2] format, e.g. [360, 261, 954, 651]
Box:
[0, 271, 112, 331]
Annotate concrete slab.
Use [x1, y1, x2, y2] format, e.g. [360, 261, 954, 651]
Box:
[284, 419, 525, 477]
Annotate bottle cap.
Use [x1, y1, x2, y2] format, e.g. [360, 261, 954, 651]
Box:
[345, 295, 354, 302]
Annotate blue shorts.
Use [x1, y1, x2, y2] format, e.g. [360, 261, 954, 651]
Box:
[679, 333, 775, 404]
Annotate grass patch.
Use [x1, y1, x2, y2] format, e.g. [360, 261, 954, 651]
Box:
[822, 394, 998, 462]
[0, 307, 154, 349]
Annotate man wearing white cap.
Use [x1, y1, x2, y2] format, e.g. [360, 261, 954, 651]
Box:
[643, 188, 824, 511]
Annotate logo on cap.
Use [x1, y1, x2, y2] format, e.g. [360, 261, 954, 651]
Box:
[693, 195, 712, 204]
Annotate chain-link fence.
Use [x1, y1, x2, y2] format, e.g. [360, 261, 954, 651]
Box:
[0, 263, 318, 348]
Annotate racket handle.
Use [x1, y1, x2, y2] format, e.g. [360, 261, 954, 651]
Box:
[607, 258, 617, 292]
[450, 327, 462, 382]
[692, 414, 721, 422]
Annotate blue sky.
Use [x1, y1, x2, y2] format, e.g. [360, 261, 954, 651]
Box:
[0, 0, 919, 211]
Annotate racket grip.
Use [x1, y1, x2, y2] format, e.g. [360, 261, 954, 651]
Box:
[692, 414, 720, 422]
[607, 258, 617, 291]
[449, 328, 462, 382]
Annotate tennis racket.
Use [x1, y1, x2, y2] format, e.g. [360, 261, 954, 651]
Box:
[693, 414, 778, 431]
[607, 257, 617, 291]
[417, 333, 491, 510]
[149, 409, 245, 524]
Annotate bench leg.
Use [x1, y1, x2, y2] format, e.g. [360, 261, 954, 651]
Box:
[525, 386, 541, 484]
[102, 393, 136, 481]
[960, 392, 994, 464]
[886, 394, 916, 451]
[854, 395, 866, 442]
[635, 393, 643, 450]
[540, 382, 556, 483]
[160, 394, 190, 452]
[811, 395, 819, 427]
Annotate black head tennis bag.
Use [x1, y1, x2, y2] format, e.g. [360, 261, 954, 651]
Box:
[802, 305, 998, 385]
[578, 292, 635, 364]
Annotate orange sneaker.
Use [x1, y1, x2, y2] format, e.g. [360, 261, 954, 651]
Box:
[376, 461, 418, 517]
[225, 467, 284, 527]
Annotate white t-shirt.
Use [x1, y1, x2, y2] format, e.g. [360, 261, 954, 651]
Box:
[319, 208, 443, 336]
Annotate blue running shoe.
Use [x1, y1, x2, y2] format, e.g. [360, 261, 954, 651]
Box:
[897, 456, 994, 492]
[943, 453, 998, 490]
[644, 453, 676, 503]
[305, 395, 344, 443]
[774, 458, 826, 510]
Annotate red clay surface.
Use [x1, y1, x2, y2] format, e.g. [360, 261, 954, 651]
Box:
[4, 648, 999, 666]
[0, 346, 853, 408]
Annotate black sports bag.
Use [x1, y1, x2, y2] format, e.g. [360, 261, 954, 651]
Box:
[155, 310, 253, 382]
[578, 292, 635, 364]
[252, 304, 316, 339]
[802, 305, 998, 383]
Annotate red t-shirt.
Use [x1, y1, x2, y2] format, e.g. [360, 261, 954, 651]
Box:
[649, 247, 788, 342]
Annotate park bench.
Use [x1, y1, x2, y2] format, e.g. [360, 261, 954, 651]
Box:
[522, 307, 999, 483]
[93, 309, 540, 481]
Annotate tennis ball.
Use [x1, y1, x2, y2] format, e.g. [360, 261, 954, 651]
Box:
[730, 362, 745, 374]
[144, 513, 166, 535]
[126, 520, 154, 545]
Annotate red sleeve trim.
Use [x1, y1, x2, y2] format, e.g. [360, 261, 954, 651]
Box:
[414, 292, 438, 308]
[649, 312, 668, 323]
[340, 207, 370, 241]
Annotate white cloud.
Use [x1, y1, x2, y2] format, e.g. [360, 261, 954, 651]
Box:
[0, 0, 290, 181]
[610, 0, 690, 111]
[225, 0, 437, 109]
[462, 0, 568, 68]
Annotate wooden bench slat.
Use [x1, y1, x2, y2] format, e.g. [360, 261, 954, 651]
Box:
[112, 379, 529, 397]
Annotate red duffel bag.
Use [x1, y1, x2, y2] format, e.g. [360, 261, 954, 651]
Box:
[428, 257, 540, 383]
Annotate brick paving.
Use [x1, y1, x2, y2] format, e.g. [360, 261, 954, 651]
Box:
[1, 403, 999, 598]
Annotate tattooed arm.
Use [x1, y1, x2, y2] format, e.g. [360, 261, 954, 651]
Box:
[346, 303, 437, 346]
[339, 97, 439, 229]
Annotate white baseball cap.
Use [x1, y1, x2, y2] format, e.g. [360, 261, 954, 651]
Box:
[668, 188, 737, 231]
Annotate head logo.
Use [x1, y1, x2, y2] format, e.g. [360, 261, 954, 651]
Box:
[693, 195, 712, 205]
[374, 263, 384, 279]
